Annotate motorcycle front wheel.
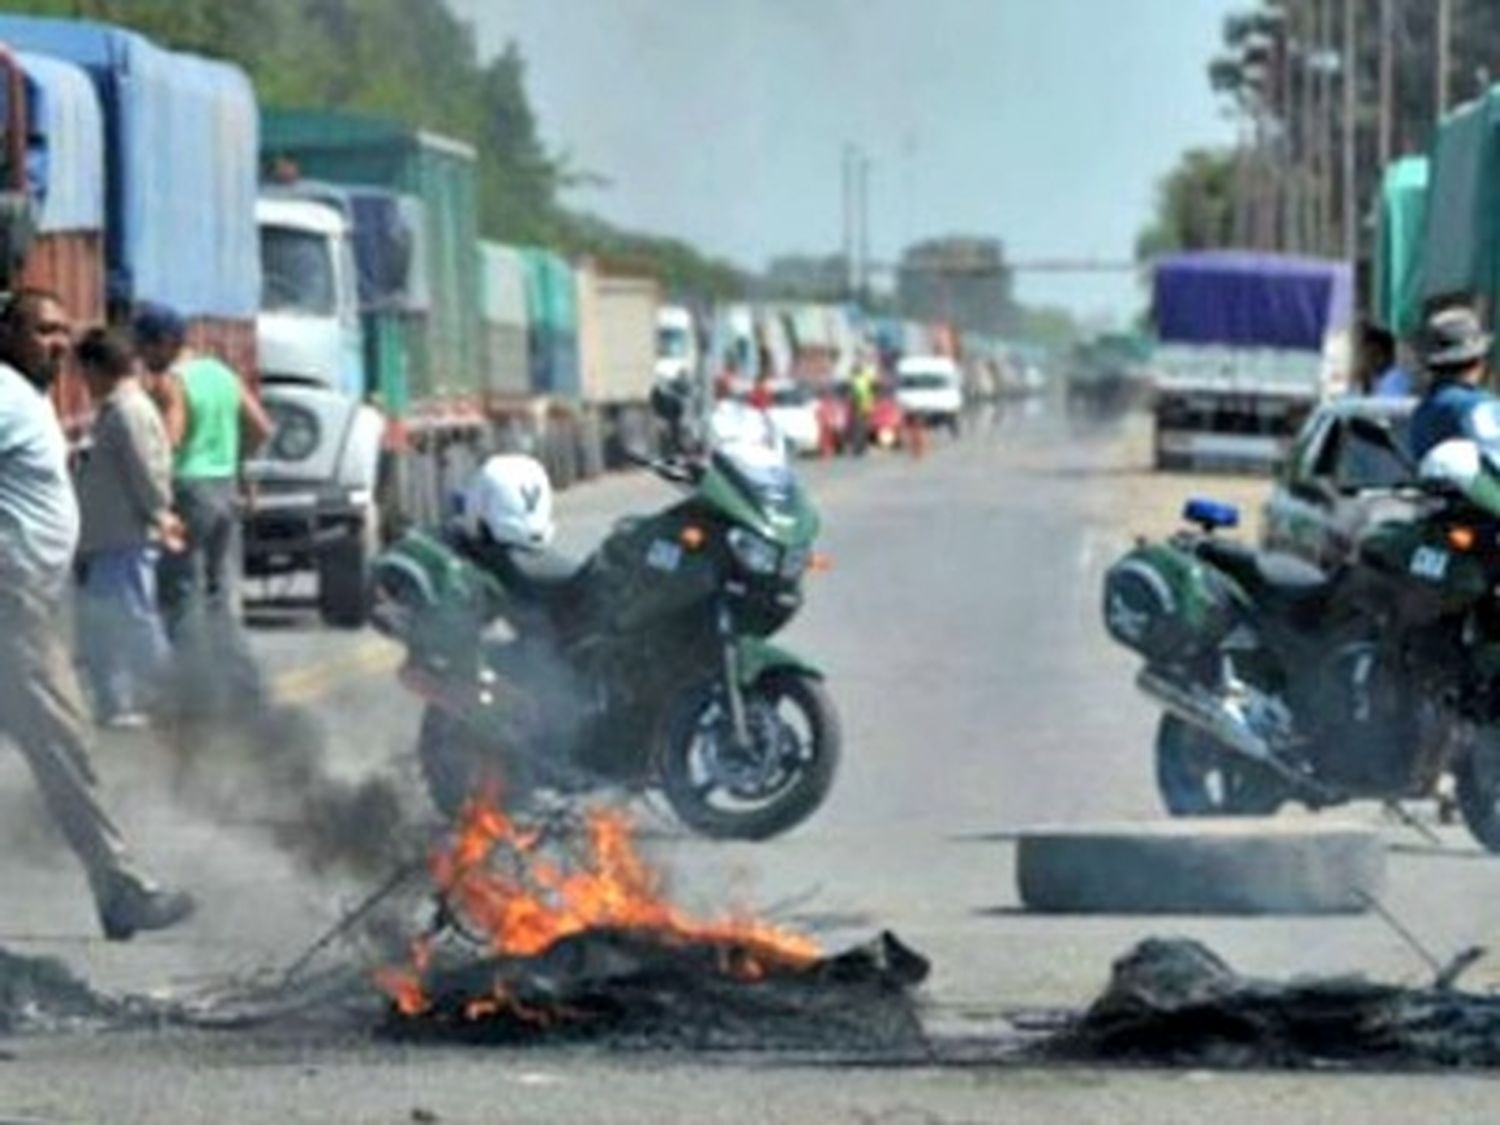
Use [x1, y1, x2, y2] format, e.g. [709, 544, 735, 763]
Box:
[659, 671, 840, 841]
[1155, 715, 1285, 817]
[1455, 729, 1500, 853]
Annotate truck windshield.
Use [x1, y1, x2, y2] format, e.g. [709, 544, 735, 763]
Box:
[899, 373, 953, 391]
[261, 226, 337, 316]
[657, 326, 691, 359]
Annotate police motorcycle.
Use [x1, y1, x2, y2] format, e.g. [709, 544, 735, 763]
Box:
[369, 386, 839, 840]
[1102, 407, 1500, 851]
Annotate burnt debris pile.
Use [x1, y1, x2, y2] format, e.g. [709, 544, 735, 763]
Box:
[0, 948, 130, 1034]
[1054, 938, 1500, 1070]
[384, 928, 931, 1053]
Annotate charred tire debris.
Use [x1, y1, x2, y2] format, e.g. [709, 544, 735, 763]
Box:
[19, 933, 1500, 1073]
[1050, 937, 1500, 1071]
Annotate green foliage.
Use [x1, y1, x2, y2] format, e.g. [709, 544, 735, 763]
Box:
[1135, 148, 1237, 260]
[7, 0, 745, 297]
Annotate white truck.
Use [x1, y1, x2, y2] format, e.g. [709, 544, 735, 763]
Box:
[576, 262, 663, 464]
[245, 192, 388, 625]
[1150, 252, 1353, 473]
[654, 304, 700, 385]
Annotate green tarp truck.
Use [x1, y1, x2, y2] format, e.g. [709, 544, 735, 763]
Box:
[1372, 156, 1429, 338]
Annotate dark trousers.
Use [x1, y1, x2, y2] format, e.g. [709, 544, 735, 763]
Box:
[160, 477, 242, 638]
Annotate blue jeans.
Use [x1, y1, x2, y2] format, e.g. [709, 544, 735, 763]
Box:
[78, 545, 170, 720]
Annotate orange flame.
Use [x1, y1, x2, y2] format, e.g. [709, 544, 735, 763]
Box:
[377, 792, 820, 1018]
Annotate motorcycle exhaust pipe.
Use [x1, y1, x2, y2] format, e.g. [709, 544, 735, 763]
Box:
[1135, 668, 1340, 803]
[1136, 668, 1277, 765]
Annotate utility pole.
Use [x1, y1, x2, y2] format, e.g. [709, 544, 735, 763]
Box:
[1378, 0, 1394, 172]
[841, 145, 856, 301]
[1343, 0, 1358, 266]
[857, 154, 872, 304]
[1278, 14, 1295, 251]
[1436, 0, 1452, 117]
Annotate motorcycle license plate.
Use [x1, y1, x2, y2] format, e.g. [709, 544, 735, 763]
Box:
[1410, 546, 1450, 582]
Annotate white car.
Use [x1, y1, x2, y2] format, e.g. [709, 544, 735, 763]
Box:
[896, 355, 964, 433]
[765, 383, 822, 456]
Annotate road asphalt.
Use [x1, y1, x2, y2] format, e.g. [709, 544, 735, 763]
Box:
[5, 401, 1500, 1122]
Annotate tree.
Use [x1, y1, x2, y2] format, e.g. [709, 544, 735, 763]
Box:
[1135, 148, 1238, 260]
[0, 0, 747, 297]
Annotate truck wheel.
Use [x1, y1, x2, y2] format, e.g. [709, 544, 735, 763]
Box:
[318, 505, 378, 629]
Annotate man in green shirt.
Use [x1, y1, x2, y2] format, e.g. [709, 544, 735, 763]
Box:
[134, 304, 271, 639]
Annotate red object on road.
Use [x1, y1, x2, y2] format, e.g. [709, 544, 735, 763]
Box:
[867, 394, 906, 450]
[816, 389, 851, 456]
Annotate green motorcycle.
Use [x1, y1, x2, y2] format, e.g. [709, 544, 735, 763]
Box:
[1102, 415, 1500, 851]
[369, 395, 840, 841]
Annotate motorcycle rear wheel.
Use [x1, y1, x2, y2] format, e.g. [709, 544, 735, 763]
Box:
[659, 671, 840, 841]
[1155, 715, 1286, 817]
[1455, 731, 1500, 853]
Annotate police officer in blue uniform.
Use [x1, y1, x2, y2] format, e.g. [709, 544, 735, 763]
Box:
[1410, 308, 1494, 461]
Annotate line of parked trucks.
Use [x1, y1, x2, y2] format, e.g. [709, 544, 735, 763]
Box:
[0, 13, 1039, 627]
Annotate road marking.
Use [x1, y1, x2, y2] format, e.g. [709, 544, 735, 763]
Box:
[269, 638, 404, 706]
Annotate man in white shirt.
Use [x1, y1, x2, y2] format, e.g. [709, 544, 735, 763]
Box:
[0, 289, 194, 940]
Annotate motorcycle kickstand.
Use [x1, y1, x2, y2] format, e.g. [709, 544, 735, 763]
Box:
[1382, 799, 1444, 847]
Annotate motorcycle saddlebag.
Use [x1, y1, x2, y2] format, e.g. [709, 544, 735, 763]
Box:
[369, 530, 505, 642]
[1103, 541, 1237, 664]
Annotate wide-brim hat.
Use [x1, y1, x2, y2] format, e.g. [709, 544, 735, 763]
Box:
[1424, 307, 1492, 369]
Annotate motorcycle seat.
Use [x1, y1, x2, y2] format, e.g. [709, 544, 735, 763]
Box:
[1199, 539, 1333, 611]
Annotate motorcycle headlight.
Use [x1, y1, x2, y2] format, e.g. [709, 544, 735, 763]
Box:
[727, 527, 780, 576]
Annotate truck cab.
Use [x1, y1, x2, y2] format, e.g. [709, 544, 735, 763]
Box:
[257, 194, 362, 396]
[655, 304, 699, 384]
[247, 193, 387, 626]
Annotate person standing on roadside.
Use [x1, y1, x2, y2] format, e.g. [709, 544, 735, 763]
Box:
[73, 329, 178, 728]
[849, 352, 878, 456]
[0, 289, 194, 939]
[133, 303, 271, 638]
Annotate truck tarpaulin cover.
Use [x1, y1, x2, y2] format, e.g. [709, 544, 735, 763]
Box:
[1373, 156, 1429, 337]
[18, 52, 103, 234]
[1153, 252, 1353, 352]
[0, 16, 259, 318]
[1422, 87, 1500, 307]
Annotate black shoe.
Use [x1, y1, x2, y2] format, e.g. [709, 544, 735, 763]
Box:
[98, 881, 197, 942]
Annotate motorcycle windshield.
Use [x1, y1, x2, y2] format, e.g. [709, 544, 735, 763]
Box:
[714, 436, 800, 515]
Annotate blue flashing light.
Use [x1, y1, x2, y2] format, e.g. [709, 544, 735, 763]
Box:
[1183, 497, 1240, 531]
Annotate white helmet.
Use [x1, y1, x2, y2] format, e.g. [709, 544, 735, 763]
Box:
[462, 454, 555, 548]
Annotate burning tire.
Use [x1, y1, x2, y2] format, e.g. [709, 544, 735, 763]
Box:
[1016, 820, 1385, 915]
[658, 671, 840, 841]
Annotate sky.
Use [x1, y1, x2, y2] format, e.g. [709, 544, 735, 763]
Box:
[449, 0, 1241, 324]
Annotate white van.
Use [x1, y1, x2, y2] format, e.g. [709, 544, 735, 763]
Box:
[896, 355, 965, 433]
